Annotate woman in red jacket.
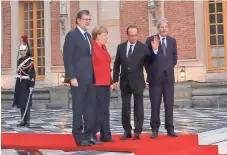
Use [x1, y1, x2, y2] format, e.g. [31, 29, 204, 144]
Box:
[92, 26, 114, 142]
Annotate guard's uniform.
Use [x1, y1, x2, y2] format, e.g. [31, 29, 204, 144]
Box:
[13, 44, 36, 127]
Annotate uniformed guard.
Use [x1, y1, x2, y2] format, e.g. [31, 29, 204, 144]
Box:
[13, 43, 36, 127]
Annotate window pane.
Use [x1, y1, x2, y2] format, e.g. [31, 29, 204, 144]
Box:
[218, 35, 224, 45]
[37, 29, 41, 38]
[217, 25, 223, 34]
[216, 3, 222, 12]
[209, 3, 215, 13]
[42, 29, 45, 37]
[38, 48, 41, 56]
[211, 47, 217, 57]
[24, 30, 28, 36]
[24, 12, 28, 20]
[218, 58, 225, 67]
[41, 38, 44, 47]
[210, 36, 217, 45]
[42, 48, 45, 56]
[29, 12, 33, 20]
[29, 21, 33, 29]
[43, 67, 45, 75]
[42, 57, 45, 66]
[210, 25, 216, 34]
[209, 14, 215, 23]
[38, 58, 41, 66]
[42, 10, 44, 18]
[29, 3, 33, 10]
[29, 30, 33, 38]
[212, 59, 218, 68]
[37, 11, 41, 19]
[38, 67, 42, 75]
[217, 14, 223, 23]
[218, 47, 225, 57]
[24, 21, 28, 29]
[37, 20, 41, 28]
[37, 39, 41, 47]
[24, 3, 29, 11]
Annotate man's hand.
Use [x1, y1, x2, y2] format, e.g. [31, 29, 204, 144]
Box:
[71, 78, 78, 87]
[151, 36, 160, 50]
[113, 82, 119, 91]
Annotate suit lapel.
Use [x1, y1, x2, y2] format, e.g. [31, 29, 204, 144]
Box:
[75, 28, 92, 54]
[123, 42, 128, 59]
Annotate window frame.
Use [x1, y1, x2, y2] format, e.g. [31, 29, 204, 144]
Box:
[19, 1, 45, 80]
[205, 1, 227, 72]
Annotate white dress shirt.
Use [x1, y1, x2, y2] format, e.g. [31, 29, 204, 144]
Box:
[153, 34, 167, 55]
[77, 26, 92, 53]
[126, 41, 136, 57]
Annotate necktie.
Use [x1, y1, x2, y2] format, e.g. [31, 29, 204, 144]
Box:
[84, 32, 92, 54]
[162, 38, 166, 56]
[128, 44, 133, 58]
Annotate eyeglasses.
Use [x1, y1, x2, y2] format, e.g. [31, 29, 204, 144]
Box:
[81, 18, 92, 21]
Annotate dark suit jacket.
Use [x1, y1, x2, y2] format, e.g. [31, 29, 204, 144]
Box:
[145, 34, 178, 85]
[63, 27, 94, 84]
[113, 41, 150, 92]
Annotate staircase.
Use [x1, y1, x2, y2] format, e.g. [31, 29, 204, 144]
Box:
[2, 82, 227, 109]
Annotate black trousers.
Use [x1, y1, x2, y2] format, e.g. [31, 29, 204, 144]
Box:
[149, 71, 174, 131]
[121, 82, 144, 133]
[94, 86, 112, 140]
[20, 107, 30, 123]
[70, 83, 95, 143]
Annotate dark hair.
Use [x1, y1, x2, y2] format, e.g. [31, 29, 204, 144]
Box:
[126, 25, 138, 34]
[76, 10, 90, 24]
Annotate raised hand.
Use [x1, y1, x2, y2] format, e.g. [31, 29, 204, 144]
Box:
[151, 36, 160, 50]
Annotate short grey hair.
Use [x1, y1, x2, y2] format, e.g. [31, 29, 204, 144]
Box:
[157, 18, 168, 28]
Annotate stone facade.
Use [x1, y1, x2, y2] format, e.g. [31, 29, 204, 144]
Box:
[1, 1, 227, 89]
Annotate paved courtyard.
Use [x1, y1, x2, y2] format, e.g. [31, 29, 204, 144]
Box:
[2, 107, 227, 154]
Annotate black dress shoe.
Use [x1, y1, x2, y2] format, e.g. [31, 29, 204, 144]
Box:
[167, 130, 178, 137]
[120, 132, 132, 140]
[17, 121, 26, 127]
[133, 133, 140, 140]
[25, 122, 30, 127]
[151, 131, 158, 139]
[76, 140, 92, 146]
[89, 138, 103, 145]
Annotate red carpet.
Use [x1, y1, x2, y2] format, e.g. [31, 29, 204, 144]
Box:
[1, 133, 218, 155]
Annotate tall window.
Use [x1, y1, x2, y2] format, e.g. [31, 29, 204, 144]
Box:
[20, 1, 45, 79]
[206, 1, 227, 71]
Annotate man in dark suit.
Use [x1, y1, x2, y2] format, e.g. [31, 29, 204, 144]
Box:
[113, 25, 150, 140]
[63, 10, 102, 146]
[145, 18, 178, 138]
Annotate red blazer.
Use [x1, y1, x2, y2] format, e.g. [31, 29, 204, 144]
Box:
[92, 40, 112, 86]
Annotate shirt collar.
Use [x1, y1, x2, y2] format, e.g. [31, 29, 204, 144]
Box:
[158, 34, 166, 41]
[127, 41, 137, 46]
[77, 26, 86, 35]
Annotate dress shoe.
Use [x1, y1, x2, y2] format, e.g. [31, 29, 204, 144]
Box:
[76, 140, 92, 146]
[89, 138, 103, 145]
[120, 132, 132, 140]
[151, 131, 158, 139]
[25, 122, 30, 127]
[17, 121, 26, 127]
[167, 130, 178, 137]
[133, 133, 140, 140]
